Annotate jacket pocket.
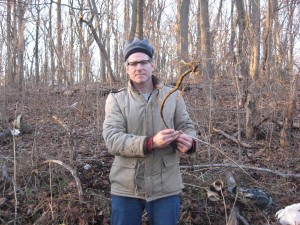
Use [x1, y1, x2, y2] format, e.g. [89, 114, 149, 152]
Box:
[161, 154, 183, 193]
[109, 157, 137, 193]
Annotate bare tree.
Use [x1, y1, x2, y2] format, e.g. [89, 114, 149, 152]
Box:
[273, 0, 283, 74]
[249, 0, 260, 81]
[177, 0, 190, 75]
[262, 0, 275, 80]
[15, 0, 28, 90]
[286, 0, 298, 72]
[84, 0, 116, 82]
[211, 0, 223, 49]
[129, 0, 144, 41]
[49, 1, 55, 86]
[199, 0, 215, 100]
[56, 0, 63, 84]
[229, 0, 243, 107]
[106, 1, 111, 82]
[144, 0, 166, 75]
[34, 0, 40, 84]
[124, 0, 130, 41]
[67, 0, 75, 85]
[77, 3, 84, 84]
[5, 0, 13, 85]
[235, 0, 249, 79]
[280, 73, 299, 147]
[128, 0, 137, 41]
[245, 0, 260, 139]
[136, 0, 144, 39]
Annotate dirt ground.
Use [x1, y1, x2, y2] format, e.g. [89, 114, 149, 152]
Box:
[0, 77, 299, 225]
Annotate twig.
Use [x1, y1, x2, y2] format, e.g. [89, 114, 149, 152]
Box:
[185, 134, 256, 180]
[40, 160, 83, 201]
[52, 115, 70, 133]
[49, 163, 54, 220]
[236, 210, 250, 225]
[180, 163, 300, 179]
[227, 207, 238, 225]
[13, 106, 19, 223]
[213, 128, 252, 148]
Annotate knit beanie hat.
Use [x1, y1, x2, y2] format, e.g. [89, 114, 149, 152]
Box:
[123, 38, 154, 61]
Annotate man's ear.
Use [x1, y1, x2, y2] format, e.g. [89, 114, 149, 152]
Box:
[151, 62, 155, 70]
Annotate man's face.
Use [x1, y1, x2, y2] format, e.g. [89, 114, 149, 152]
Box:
[126, 52, 154, 85]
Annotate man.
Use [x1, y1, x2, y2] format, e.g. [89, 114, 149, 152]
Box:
[103, 38, 196, 225]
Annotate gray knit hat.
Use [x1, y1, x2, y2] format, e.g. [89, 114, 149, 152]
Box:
[123, 38, 154, 61]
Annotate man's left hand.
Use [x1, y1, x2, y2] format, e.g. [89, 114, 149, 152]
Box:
[175, 130, 193, 153]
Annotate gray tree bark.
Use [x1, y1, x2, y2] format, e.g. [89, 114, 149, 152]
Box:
[246, 0, 260, 139]
[56, 0, 63, 84]
[199, 0, 215, 100]
[35, 0, 40, 84]
[262, 0, 274, 80]
[129, 0, 144, 41]
[16, 0, 27, 90]
[177, 0, 190, 75]
[5, 0, 13, 85]
[280, 73, 299, 147]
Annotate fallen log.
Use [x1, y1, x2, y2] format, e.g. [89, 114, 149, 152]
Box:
[180, 163, 300, 179]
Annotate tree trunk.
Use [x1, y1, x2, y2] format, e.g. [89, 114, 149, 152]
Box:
[177, 0, 190, 75]
[273, 0, 283, 75]
[211, 0, 223, 51]
[246, 0, 260, 139]
[49, 1, 55, 86]
[129, 0, 137, 41]
[43, 34, 49, 85]
[87, 0, 116, 82]
[78, 4, 84, 83]
[17, 0, 26, 90]
[129, 0, 144, 41]
[136, 0, 144, 39]
[280, 73, 299, 147]
[199, 0, 215, 100]
[68, 5, 74, 85]
[249, 0, 260, 81]
[6, 0, 13, 85]
[235, 0, 249, 79]
[262, 0, 274, 80]
[35, 0, 40, 84]
[287, 0, 297, 73]
[12, 0, 17, 85]
[124, 0, 130, 41]
[56, 0, 63, 84]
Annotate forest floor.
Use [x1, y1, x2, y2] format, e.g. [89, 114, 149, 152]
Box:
[0, 76, 299, 225]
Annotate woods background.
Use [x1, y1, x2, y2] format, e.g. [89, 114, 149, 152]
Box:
[0, 0, 299, 224]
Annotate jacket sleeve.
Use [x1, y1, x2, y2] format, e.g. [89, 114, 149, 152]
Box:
[102, 93, 146, 157]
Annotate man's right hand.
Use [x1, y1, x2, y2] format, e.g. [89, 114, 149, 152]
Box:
[152, 129, 180, 149]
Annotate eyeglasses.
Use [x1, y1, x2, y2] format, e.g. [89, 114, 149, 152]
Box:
[127, 60, 151, 67]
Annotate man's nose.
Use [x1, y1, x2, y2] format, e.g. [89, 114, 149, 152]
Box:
[136, 62, 143, 69]
[135, 65, 144, 71]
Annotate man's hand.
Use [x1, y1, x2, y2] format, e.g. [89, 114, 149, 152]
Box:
[175, 130, 193, 153]
[153, 129, 180, 149]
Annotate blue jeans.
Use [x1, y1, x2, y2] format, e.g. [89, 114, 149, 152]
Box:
[111, 194, 180, 225]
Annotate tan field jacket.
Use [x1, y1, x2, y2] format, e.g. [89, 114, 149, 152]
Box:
[103, 76, 196, 201]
